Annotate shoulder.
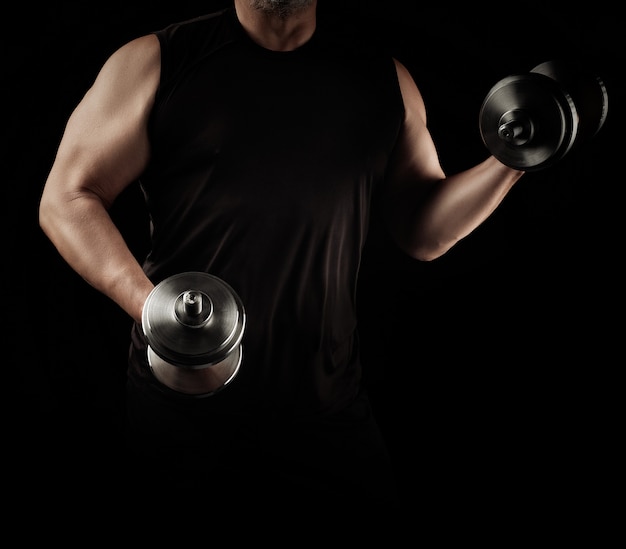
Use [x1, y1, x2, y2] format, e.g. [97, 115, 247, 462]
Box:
[153, 8, 239, 54]
[99, 34, 161, 93]
[111, 34, 160, 65]
[150, 7, 242, 84]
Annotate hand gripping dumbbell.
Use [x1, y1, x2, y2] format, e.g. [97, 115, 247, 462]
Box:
[479, 59, 609, 171]
[141, 271, 246, 397]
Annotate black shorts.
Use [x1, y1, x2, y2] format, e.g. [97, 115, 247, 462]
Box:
[124, 374, 400, 515]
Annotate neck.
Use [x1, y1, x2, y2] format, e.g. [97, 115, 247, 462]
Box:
[234, 0, 318, 51]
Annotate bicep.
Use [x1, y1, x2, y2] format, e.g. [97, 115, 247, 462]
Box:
[47, 35, 161, 207]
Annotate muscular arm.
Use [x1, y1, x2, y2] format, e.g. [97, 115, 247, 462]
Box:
[384, 59, 525, 261]
[39, 34, 161, 323]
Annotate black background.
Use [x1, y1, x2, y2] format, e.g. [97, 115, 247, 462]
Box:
[7, 0, 623, 519]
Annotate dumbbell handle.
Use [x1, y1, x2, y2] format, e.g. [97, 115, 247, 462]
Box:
[183, 290, 202, 315]
[497, 110, 533, 147]
[498, 117, 531, 145]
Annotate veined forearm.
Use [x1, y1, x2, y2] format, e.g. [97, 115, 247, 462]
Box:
[39, 192, 153, 323]
[398, 156, 524, 261]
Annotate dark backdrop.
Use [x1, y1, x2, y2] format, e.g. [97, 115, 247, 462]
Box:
[7, 0, 622, 518]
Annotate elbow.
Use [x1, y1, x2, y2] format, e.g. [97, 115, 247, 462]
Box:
[38, 185, 67, 240]
[391, 229, 458, 262]
[37, 183, 65, 240]
[403, 241, 454, 262]
[38, 192, 53, 236]
[412, 248, 444, 262]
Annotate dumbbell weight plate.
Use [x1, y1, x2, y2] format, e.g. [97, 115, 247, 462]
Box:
[147, 344, 242, 397]
[479, 72, 577, 171]
[142, 271, 246, 396]
[531, 59, 609, 144]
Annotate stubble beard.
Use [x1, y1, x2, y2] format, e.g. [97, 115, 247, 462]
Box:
[249, 0, 315, 19]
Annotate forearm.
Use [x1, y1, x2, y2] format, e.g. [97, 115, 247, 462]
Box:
[394, 156, 525, 261]
[39, 191, 153, 323]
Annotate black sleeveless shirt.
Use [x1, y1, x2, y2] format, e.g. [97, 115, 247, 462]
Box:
[128, 7, 404, 419]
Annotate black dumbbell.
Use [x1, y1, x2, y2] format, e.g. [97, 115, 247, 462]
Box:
[479, 59, 608, 171]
